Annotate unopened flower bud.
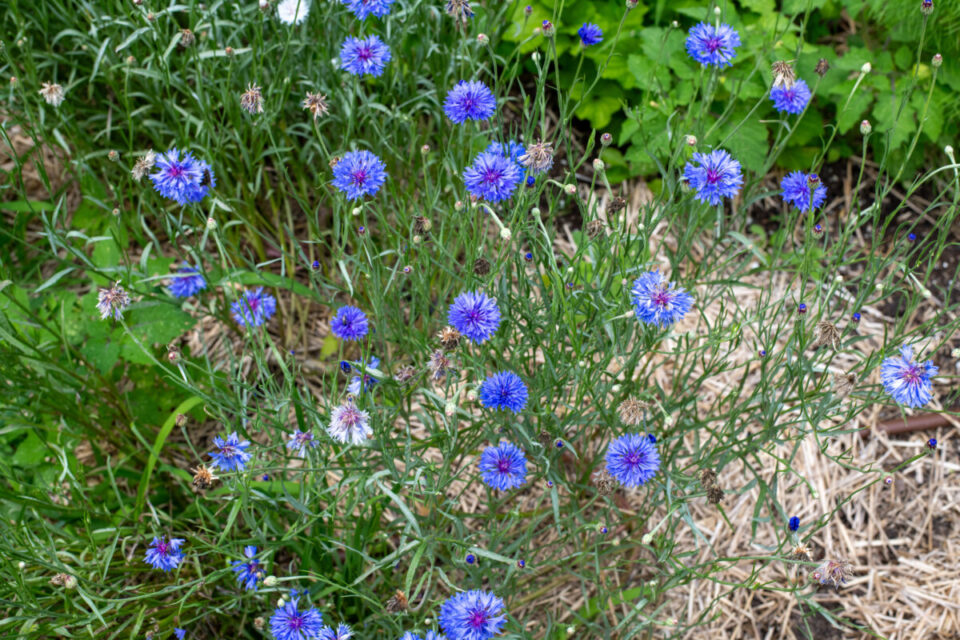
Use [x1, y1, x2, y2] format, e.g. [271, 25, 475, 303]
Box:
[532, 51, 541, 63]
[641, 533, 653, 544]
[412, 234, 422, 244]
[860, 62, 871, 74]
[530, 207, 540, 217]
[420, 144, 430, 154]
[524, 5, 532, 15]
[112, 208, 120, 216]
[500, 228, 512, 241]
[263, 575, 277, 587]
[592, 158, 604, 172]
[945, 145, 954, 158]
[600, 132, 612, 146]
[9, 76, 17, 86]
[225, 46, 234, 56]
[108, 150, 119, 162]
[466, 390, 477, 401]
[253, 618, 265, 631]
[921, 0, 934, 15]
[671, 20, 678, 28]
[626, 0, 638, 9]
[18, 561, 26, 570]
[146, 12, 155, 21]
[206, 217, 217, 230]
[259, 0, 269, 10]
[815, 58, 829, 77]
[860, 120, 872, 135]
[477, 33, 489, 45]
[351, 207, 362, 216]
[932, 53, 942, 68]
[63, 574, 77, 589]
[454, 200, 464, 211]
[175, 413, 188, 427]
[685, 134, 697, 146]
[563, 184, 576, 196]
[444, 401, 456, 417]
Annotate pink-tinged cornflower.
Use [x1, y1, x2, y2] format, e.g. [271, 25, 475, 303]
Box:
[327, 401, 372, 445]
[881, 345, 936, 408]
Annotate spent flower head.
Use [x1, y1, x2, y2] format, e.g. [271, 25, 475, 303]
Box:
[39, 82, 65, 107]
[240, 83, 264, 114]
[302, 92, 329, 120]
[97, 282, 131, 321]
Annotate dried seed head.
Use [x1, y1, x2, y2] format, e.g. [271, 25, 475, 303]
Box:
[445, 0, 474, 29]
[592, 469, 618, 495]
[39, 82, 65, 107]
[811, 558, 852, 589]
[131, 149, 156, 181]
[427, 350, 453, 381]
[518, 140, 554, 174]
[537, 430, 553, 448]
[240, 83, 264, 115]
[832, 372, 857, 399]
[179, 28, 195, 48]
[393, 364, 417, 385]
[585, 219, 605, 239]
[437, 326, 461, 351]
[771, 61, 796, 89]
[606, 196, 626, 214]
[473, 257, 491, 276]
[329, 156, 341, 169]
[815, 58, 830, 77]
[302, 92, 329, 120]
[706, 485, 724, 505]
[811, 321, 842, 350]
[413, 216, 432, 235]
[386, 590, 408, 613]
[617, 397, 649, 426]
[191, 465, 218, 491]
[175, 413, 188, 428]
[791, 543, 811, 559]
[698, 468, 718, 488]
[253, 617, 266, 631]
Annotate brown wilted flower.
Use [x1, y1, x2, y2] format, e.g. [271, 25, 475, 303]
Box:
[50, 573, 76, 588]
[393, 364, 417, 385]
[179, 28, 195, 48]
[698, 468, 718, 488]
[427, 350, 453, 381]
[302, 92, 329, 120]
[811, 321, 841, 350]
[518, 140, 554, 175]
[445, 0, 474, 29]
[617, 397, 649, 426]
[812, 558, 852, 589]
[437, 326, 461, 351]
[791, 543, 811, 559]
[386, 589, 408, 613]
[413, 215, 432, 235]
[240, 83, 264, 115]
[706, 485, 724, 505]
[39, 82, 65, 107]
[592, 469, 617, 495]
[537, 431, 553, 448]
[175, 413, 188, 428]
[771, 61, 796, 89]
[606, 196, 626, 214]
[329, 156, 342, 169]
[815, 58, 830, 77]
[473, 257, 491, 276]
[191, 465, 218, 491]
[131, 149, 156, 181]
[832, 372, 857, 399]
[585, 219, 605, 239]
[253, 617, 266, 631]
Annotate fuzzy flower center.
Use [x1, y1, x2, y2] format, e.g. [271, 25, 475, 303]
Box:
[156, 541, 170, 555]
[246, 297, 261, 313]
[624, 451, 641, 467]
[167, 165, 185, 179]
[356, 46, 373, 61]
[468, 609, 488, 630]
[650, 288, 672, 309]
[341, 407, 361, 427]
[287, 614, 305, 630]
[482, 167, 503, 184]
[900, 365, 922, 385]
[705, 37, 722, 53]
[705, 168, 722, 184]
[497, 457, 512, 473]
[351, 170, 367, 186]
[220, 444, 236, 457]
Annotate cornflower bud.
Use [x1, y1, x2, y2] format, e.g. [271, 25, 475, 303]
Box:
[932, 53, 942, 68]
[860, 62, 871, 74]
[860, 120, 872, 135]
[685, 134, 697, 146]
[563, 184, 576, 196]
[921, 0, 934, 15]
[600, 132, 612, 146]
[541, 20, 554, 37]
[592, 158, 604, 172]
[477, 33, 489, 45]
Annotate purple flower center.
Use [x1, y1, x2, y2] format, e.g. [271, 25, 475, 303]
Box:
[624, 451, 640, 467]
[784, 89, 796, 101]
[705, 37, 722, 53]
[705, 169, 722, 184]
[497, 457, 512, 473]
[220, 444, 236, 457]
[901, 365, 922, 385]
[247, 297, 260, 313]
[156, 540, 169, 555]
[461, 97, 475, 111]
[482, 168, 503, 184]
[168, 165, 185, 178]
[357, 46, 373, 61]
[650, 289, 672, 309]
[468, 609, 488, 630]
[351, 170, 367, 186]
[287, 614, 304, 631]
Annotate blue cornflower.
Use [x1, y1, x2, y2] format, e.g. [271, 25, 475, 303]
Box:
[327, 401, 372, 445]
[788, 516, 800, 532]
[340, 35, 391, 77]
[479, 371, 528, 413]
[168, 266, 207, 298]
[209, 432, 252, 472]
[231, 287, 277, 328]
[444, 81, 497, 124]
[630, 270, 694, 327]
[347, 356, 380, 395]
[682, 149, 743, 206]
[685, 22, 741, 68]
[174, 630, 187, 640]
[578, 23, 603, 47]
[232, 545, 265, 591]
[401, 633, 447, 640]
[479, 441, 528, 490]
[448, 291, 501, 344]
[331, 305, 370, 340]
[439, 590, 506, 640]
[463, 149, 522, 203]
[150, 148, 215, 206]
[780, 171, 827, 212]
[144, 536, 184, 572]
[332, 150, 388, 200]
[288, 429, 318, 453]
[485, 140, 526, 178]
[605, 433, 660, 487]
[270, 591, 324, 640]
[770, 78, 812, 115]
[880, 345, 937, 408]
[341, 0, 393, 20]
[320, 623, 354, 640]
